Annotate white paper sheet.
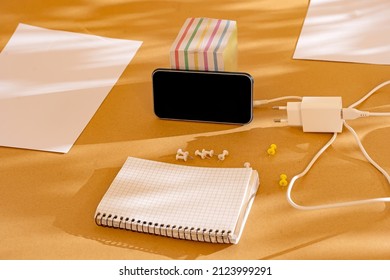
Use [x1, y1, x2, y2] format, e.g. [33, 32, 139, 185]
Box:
[0, 23, 142, 153]
[293, 0, 390, 65]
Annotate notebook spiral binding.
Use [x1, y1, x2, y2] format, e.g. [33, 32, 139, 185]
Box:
[95, 212, 233, 244]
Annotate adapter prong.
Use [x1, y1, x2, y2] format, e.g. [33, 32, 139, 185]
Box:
[272, 106, 287, 110]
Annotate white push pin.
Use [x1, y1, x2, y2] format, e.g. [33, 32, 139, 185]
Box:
[218, 150, 229, 161]
[176, 149, 190, 161]
[203, 149, 214, 158]
[195, 149, 207, 159]
[244, 162, 251, 168]
[176, 151, 189, 161]
[177, 148, 186, 155]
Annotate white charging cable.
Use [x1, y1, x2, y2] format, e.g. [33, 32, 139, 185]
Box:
[255, 80, 390, 210]
[253, 96, 302, 107]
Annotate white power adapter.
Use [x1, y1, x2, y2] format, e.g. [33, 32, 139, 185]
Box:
[275, 96, 343, 133]
[254, 80, 390, 210]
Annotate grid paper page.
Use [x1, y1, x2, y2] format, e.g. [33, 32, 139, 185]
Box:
[95, 157, 254, 232]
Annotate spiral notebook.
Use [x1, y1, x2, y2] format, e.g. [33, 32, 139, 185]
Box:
[94, 157, 259, 244]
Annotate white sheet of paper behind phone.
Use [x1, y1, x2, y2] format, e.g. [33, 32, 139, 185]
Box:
[294, 0, 390, 65]
[0, 23, 142, 153]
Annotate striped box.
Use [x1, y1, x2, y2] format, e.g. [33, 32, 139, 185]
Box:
[170, 17, 237, 71]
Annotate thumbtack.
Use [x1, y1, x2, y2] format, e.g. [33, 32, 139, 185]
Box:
[195, 149, 207, 159]
[244, 162, 251, 168]
[218, 150, 229, 161]
[267, 144, 277, 156]
[177, 148, 186, 155]
[176, 149, 190, 161]
[280, 174, 287, 180]
[203, 149, 214, 158]
[279, 180, 288, 187]
[176, 152, 189, 162]
[279, 173, 288, 187]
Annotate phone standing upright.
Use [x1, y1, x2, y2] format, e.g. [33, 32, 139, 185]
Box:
[152, 68, 254, 125]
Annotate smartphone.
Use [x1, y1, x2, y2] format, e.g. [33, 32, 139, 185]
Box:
[152, 68, 254, 125]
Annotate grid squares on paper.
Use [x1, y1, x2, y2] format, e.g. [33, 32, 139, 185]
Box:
[95, 157, 253, 233]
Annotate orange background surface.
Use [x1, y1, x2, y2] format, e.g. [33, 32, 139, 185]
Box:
[1, 0, 390, 259]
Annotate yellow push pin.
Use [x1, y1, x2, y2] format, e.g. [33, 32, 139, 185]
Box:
[279, 179, 288, 187]
[279, 173, 288, 187]
[267, 144, 277, 156]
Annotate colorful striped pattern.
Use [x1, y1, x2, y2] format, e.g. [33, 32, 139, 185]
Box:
[170, 18, 237, 71]
[194, 18, 211, 70]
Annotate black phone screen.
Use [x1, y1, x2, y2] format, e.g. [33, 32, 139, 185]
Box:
[152, 69, 253, 124]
